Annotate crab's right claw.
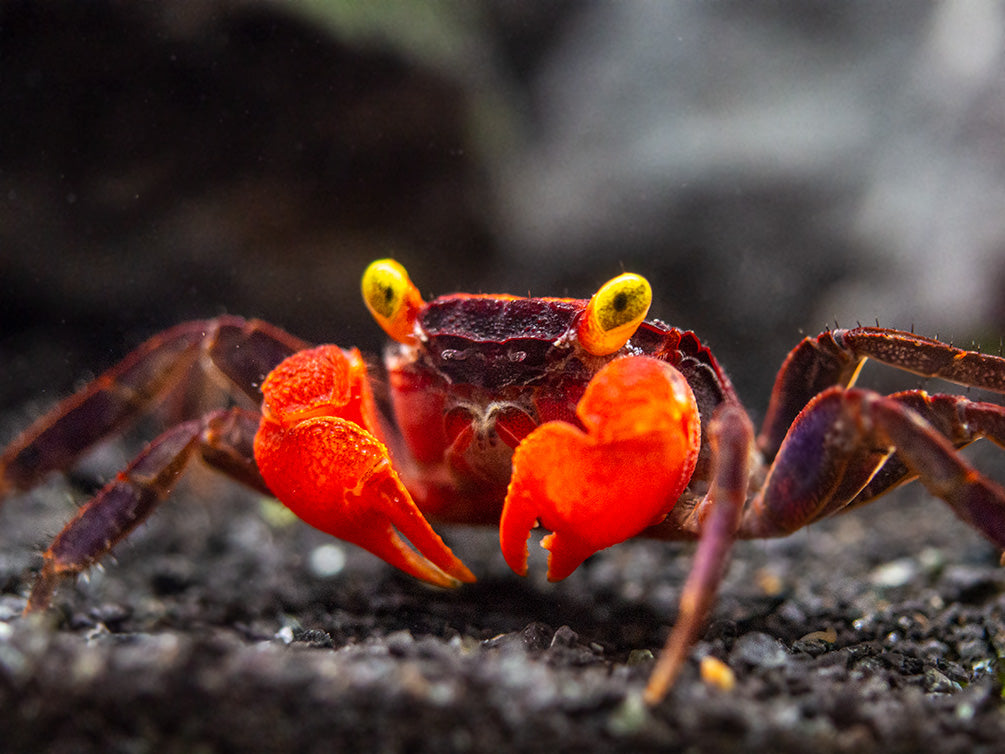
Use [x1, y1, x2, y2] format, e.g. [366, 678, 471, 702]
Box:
[254, 345, 474, 588]
[256, 414, 474, 587]
[499, 356, 701, 581]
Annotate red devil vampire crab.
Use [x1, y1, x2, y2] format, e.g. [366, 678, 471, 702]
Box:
[3, 258, 1005, 703]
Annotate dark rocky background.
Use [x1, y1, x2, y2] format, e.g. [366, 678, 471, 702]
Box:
[3, 2, 1005, 752]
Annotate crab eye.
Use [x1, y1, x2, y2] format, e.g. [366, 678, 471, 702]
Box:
[577, 273, 652, 355]
[361, 259, 424, 344]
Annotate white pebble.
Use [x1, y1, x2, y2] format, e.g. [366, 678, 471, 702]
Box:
[309, 544, 347, 578]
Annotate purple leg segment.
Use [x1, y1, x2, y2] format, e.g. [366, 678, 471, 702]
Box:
[743, 387, 1005, 547]
[25, 408, 265, 613]
[1, 317, 306, 498]
[644, 402, 753, 703]
[759, 328, 1005, 459]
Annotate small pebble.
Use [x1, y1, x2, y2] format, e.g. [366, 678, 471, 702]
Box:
[308, 544, 347, 578]
[700, 655, 736, 691]
[925, 667, 963, 694]
[869, 558, 918, 588]
[731, 632, 788, 669]
[627, 649, 654, 666]
[606, 691, 651, 737]
[798, 627, 837, 644]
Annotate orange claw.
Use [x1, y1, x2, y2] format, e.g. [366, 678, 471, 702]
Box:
[500, 356, 701, 581]
[254, 346, 474, 587]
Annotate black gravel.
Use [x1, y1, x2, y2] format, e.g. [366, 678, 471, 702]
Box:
[2, 458, 1005, 753]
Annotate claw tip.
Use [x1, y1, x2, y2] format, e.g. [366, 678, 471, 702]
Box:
[542, 532, 594, 582]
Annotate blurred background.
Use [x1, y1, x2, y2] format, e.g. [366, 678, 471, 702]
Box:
[2, 0, 1005, 417]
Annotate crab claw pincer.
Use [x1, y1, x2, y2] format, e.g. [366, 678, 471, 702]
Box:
[499, 356, 700, 581]
[254, 346, 474, 588]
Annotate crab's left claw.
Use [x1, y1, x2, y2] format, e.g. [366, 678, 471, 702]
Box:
[500, 356, 701, 580]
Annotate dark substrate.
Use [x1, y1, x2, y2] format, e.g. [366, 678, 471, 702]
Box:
[2, 449, 1005, 754]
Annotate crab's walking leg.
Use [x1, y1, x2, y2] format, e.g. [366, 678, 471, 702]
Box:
[24, 408, 266, 612]
[646, 388, 1005, 703]
[827, 391, 1005, 514]
[0, 317, 307, 499]
[643, 404, 753, 704]
[759, 328, 1005, 458]
[254, 346, 475, 589]
[743, 387, 1005, 547]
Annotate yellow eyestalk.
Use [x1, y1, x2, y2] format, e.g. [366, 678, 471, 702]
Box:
[577, 273, 652, 355]
[361, 259, 425, 344]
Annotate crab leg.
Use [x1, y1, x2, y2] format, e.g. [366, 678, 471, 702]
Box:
[24, 408, 266, 612]
[643, 403, 753, 703]
[759, 328, 1005, 458]
[829, 391, 1005, 514]
[0, 316, 307, 499]
[644, 387, 1005, 703]
[253, 345, 475, 588]
[743, 387, 1005, 546]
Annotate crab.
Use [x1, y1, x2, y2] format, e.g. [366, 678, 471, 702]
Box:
[3, 258, 1005, 703]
